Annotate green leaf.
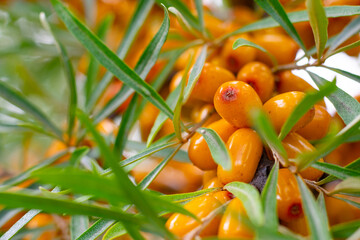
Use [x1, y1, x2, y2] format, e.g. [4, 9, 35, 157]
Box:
[160, 188, 220, 203]
[295, 175, 331, 240]
[331, 220, 360, 239]
[196, 127, 232, 171]
[311, 161, 360, 180]
[323, 66, 360, 84]
[69, 147, 90, 167]
[86, 0, 154, 111]
[327, 16, 360, 55]
[306, 0, 328, 59]
[233, 38, 277, 67]
[76, 110, 172, 238]
[255, 0, 307, 52]
[0, 122, 58, 139]
[326, 39, 360, 57]
[278, 80, 337, 140]
[103, 222, 126, 240]
[261, 161, 279, 229]
[76, 219, 115, 240]
[51, 0, 173, 119]
[71, 215, 89, 240]
[220, 6, 360, 41]
[183, 45, 207, 103]
[250, 108, 288, 164]
[330, 177, 360, 195]
[332, 195, 360, 209]
[224, 182, 264, 226]
[317, 158, 360, 185]
[194, 0, 205, 34]
[307, 71, 360, 125]
[0, 81, 63, 140]
[317, 192, 330, 228]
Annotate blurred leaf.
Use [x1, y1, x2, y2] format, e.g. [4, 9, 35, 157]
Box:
[233, 37, 277, 67]
[0, 81, 63, 140]
[279, 80, 336, 140]
[296, 175, 331, 240]
[326, 39, 360, 57]
[312, 161, 360, 180]
[224, 182, 264, 226]
[51, 0, 173, 119]
[76, 110, 171, 237]
[221, 6, 360, 40]
[327, 16, 360, 55]
[183, 45, 207, 103]
[317, 158, 360, 185]
[323, 66, 360, 84]
[86, 0, 154, 111]
[71, 215, 89, 240]
[196, 127, 232, 171]
[330, 177, 360, 195]
[250, 108, 288, 163]
[332, 195, 360, 209]
[306, 0, 328, 59]
[317, 192, 329, 228]
[308, 71, 360, 125]
[103, 222, 126, 240]
[261, 161, 279, 229]
[194, 0, 205, 34]
[69, 147, 90, 167]
[160, 188, 220, 203]
[0, 122, 58, 139]
[254, 0, 307, 52]
[331, 220, 360, 239]
[76, 219, 115, 240]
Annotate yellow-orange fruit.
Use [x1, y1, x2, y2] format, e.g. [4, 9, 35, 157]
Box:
[212, 191, 233, 204]
[188, 119, 238, 170]
[166, 195, 222, 237]
[263, 91, 315, 133]
[294, 21, 315, 49]
[276, 71, 314, 94]
[214, 81, 262, 128]
[24, 214, 56, 240]
[96, 119, 117, 136]
[237, 61, 275, 102]
[139, 103, 159, 140]
[218, 128, 263, 185]
[202, 170, 217, 185]
[232, 6, 259, 26]
[221, 34, 257, 73]
[131, 159, 203, 194]
[282, 215, 309, 236]
[296, 105, 331, 140]
[203, 177, 224, 189]
[277, 169, 303, 222]
[253, 33, 299, 66]
[282, 133, 324, 181]
[45, 140, 69, 164]
[191, 104, 221, 126]
[325, 141, 360, 167]
[218, 198, 254, 239]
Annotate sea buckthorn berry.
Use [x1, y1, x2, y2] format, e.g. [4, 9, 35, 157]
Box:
[166, 195, 222, 237]
[282, 215, 309, 236]
[202, 170, 217, 185]
[191, 104, 221, 126]
[24, 214, 56, 240]
[212, 191, 233, 204]
[276, 71, 314, 94]
[253, 32, 299, 65]
[296, 105, 331, 140]
[188, 119, 238, 170]
[139, 103, 159, 140]
[263, 91, 315, 133]
[237, 61, 275, 102]
[214, 81, 262, 128]
[169, 70, 184, 93]
[204, 177, 224, 189]
[218, 128, 263, 185]
[277, 168, 303, 222]
[221, 34, 257, 73]
[282, 133, 324, 181]
[218, 198, 254, 239]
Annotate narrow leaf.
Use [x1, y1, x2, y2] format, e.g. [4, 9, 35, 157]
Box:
[76, 219, 115, 240]
[69, 147, 89, 167]
[196, 127, 232, 171]
[224, 182, 264, 226]
[194, 0, 205, 33]
[103, 222, 126, 240]
[317, 158, 360, 185]
[330, 177, 360, 195]
[323, 66, 360, 84]
[317, 192, 330, 228]
[331, 220, 360, 239]
[311, 161, 360, 180]
[160, 188, 220, 203]
[326, 39, 360, 57]
[296, 175, 331, 240]
[332, 195, 360, 209]
[71, 216, 89, 240]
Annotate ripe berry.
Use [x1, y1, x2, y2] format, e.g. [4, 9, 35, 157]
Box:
[297, 105, 331, 140]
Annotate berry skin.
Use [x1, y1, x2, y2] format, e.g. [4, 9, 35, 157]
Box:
[202, 170, 217, 186]
[218, 198, 254, 239]
[263, 91, 315, 134]
[237, 61, 275, 102]
[203, 177, 224, 189]
[282, 133, 324, 181]
[296, 105, 331, 141]
[188, 119, 238, 170]
[218, 128, 263, 185]
[166, 194, 222, 237]
[277, 169, 303, 222]
[276, 71, 314, 94]
[221, 34, 257, 73]
[214, 81, 263, 128]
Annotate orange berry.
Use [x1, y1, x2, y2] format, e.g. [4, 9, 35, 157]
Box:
[214, 81, 262, 128]
[263, 91, 315, 133]
[203, 177, 224, 189]
[237, 61, 275, 102]
[253, 32, 299, 65]
[191, 104, 221, 126]
[276, 71, 314, 94]
[202, 170, 217, 185]
[218, 198, 254, 239]
[282, 215, 309, 236]
[188, 119, 238, 170]
[277, 169, 303, 222]
[297, 105, 331, 140]
[166, 194, 222, 237]
[221, 34, 257, 73]
[282, 133, 324, 181]
[139, 103, 159, 140]
[169, 70, 184, 93]
[218, 128, 263, 185]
